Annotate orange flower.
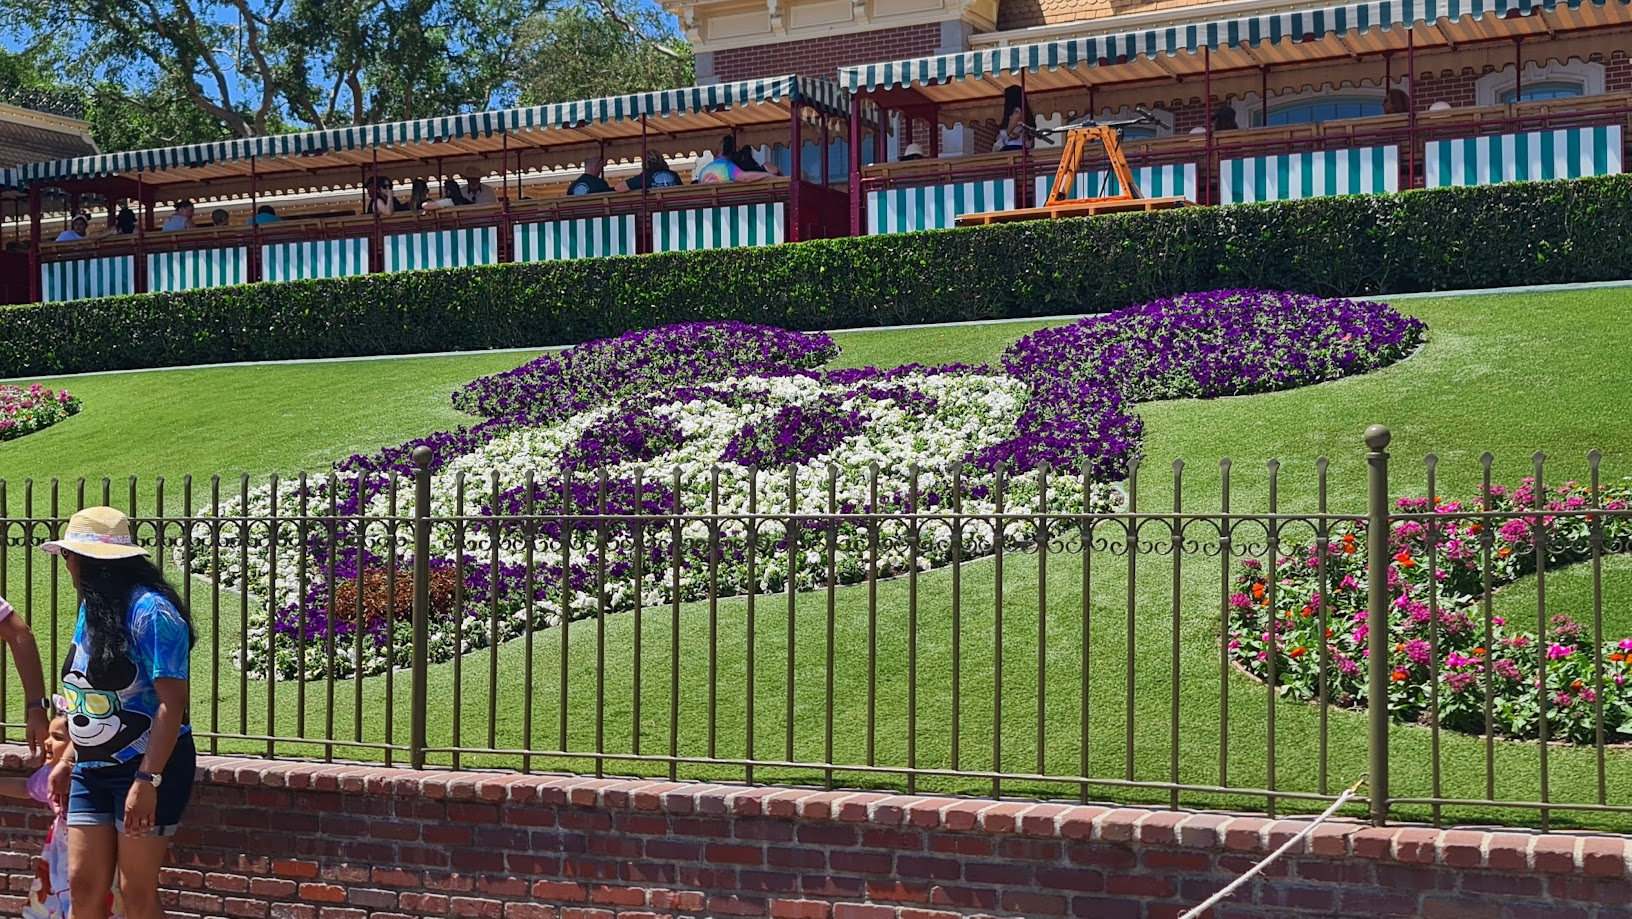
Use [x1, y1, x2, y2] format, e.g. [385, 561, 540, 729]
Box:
[1467, 524, 1482, 535]
[1571, 680, 1585, 691]
[1300, 606, 1313, 618]
[1343, 543, 1356, 554]
[1395, 643, 1405, 653]
[1394, 551, 1416, 569]
[1252, 583, 1266, 600]
[1325, 628, 1334, 639]
[1290, 647, 1307, 658]
[1473, 647, 1486, 656]
[1391, 670, 1409, 682]
[1342, 533, 1356, 544]
[1497, 547, 1512, 559]
[1612, 653, 1626, 663]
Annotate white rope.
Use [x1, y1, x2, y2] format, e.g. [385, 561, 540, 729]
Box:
[1178, 775, 1369, 919]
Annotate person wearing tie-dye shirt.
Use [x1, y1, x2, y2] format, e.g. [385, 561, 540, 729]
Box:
[40, 507, 196, 919]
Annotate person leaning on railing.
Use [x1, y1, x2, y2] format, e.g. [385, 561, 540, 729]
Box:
[42, 507, 197, 919]
[54, 213, 90, 242]
[0, 594, 54, 757]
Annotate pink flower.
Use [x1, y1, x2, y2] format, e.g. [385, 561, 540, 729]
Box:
[1546, 644, 1575, 660]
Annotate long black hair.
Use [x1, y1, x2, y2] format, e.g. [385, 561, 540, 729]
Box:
[78, 555, 197, 676]
[1001, 85, 1034, 134]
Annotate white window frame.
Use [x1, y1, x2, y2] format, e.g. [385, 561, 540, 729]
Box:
[1475, 59, 1605, 107]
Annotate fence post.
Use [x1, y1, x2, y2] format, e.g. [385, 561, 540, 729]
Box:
[1364, 424, 1392, 825]
[410, 446, 433, 770]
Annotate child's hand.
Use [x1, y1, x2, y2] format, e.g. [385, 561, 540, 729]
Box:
[48, 759, 71, 814]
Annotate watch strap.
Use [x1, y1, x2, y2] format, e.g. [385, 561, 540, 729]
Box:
[134, 770, 161, 787]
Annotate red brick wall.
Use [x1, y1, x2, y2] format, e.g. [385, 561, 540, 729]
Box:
[3, 750, 1630, 919]
[714, 23, 945, 82]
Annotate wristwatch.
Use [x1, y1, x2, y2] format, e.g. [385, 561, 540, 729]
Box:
[134, 771, 164, 788]
[27, 698, 50, 713]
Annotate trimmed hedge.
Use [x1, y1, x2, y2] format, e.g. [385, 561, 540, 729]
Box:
[5, 174, 1632, 378]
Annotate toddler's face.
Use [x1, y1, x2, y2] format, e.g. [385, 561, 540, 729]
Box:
[43, 718, 69, 765]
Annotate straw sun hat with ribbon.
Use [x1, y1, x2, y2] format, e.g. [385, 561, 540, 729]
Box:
[41, 507, 150, 560]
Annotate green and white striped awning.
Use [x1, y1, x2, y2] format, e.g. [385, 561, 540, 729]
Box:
[20, 75, 850, 186]
[0, 167, 18, 190]
[506, 77, 848, 132]
[840, 0, 1631, 92]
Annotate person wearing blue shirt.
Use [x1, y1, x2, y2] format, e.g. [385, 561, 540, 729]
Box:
[620, 152, 684, 192]
[250, 205, 282, 225]
[567, 155, 613, 196]
[42, 507, 196, 919]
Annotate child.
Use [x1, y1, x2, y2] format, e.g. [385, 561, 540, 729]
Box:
[0, 712, 124, 919]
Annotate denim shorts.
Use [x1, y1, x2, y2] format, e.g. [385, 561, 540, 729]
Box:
[68, 732, 196, 837]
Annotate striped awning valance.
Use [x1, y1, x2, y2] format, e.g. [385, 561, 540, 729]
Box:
[0, 167, 18, 190]
[840, 0, 1625, 91]
[20, 75, 850, 185]
[506, 75, 850, 131]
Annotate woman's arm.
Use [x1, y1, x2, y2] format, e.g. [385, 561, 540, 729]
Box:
[124, 677, 187, 837]
[0, 611, 50, 756]
[0, 776, 32, 800]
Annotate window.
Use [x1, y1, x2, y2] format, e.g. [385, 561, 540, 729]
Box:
[1499, 81, 1585, 103]
[1254, 96, 1382, 127]
[1476, 60, 1605, 106]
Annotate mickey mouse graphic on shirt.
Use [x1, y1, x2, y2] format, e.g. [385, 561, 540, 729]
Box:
[59, 643, 150, 763]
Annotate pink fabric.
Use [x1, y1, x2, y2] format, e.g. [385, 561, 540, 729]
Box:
[26, 765, 50, 805]
[0, 596, 12, 621]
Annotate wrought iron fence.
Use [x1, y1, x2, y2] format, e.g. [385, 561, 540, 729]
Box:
[3, 426, 1631, 831]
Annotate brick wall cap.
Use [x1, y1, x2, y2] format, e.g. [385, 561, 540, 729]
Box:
[0, 745, 1622, 880]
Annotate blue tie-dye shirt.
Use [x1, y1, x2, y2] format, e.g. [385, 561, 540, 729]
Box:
[61, 588, 192, 767]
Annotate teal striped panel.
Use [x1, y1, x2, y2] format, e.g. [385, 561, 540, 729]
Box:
[650, 204, 785, 253]
[513, 216, 637, 261]
[865, 179, 1016, 235]
[39, 256, 136, 303]
[383, 227, 500, 273]
[262, 238, 371, 283]
[1220, 146, 1399, 204]
[1034, 163, 1198, 202]
[146, 247, 249, 293]
[1425, 126, 1623, 188]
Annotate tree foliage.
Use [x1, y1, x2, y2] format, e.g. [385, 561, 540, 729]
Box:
[0, 0, 692, 150]
[513, 1, 692, 106]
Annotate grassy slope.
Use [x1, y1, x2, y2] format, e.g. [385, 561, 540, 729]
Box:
[4, 297, 1632, 828]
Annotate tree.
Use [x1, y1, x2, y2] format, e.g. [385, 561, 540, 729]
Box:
[512, 1, 693, 106]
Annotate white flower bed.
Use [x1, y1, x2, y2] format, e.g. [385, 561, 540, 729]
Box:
[183, 372, 1122, 679]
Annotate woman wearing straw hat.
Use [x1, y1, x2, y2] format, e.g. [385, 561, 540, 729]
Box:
[42, 507, 195, 919]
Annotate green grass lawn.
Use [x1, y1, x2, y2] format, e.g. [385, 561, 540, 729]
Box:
[4, 293, 1632, 830]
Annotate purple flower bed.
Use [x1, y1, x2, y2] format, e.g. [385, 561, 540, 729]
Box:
[452, 321, 840, 420]
[983, 289, 1427, 476]
[209, 294, 1431, 680]
[721, 396, 872, 468]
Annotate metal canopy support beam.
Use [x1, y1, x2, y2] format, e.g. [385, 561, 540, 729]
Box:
[640, 115, 651, 255]
[1514, 36, 1525, 101]
[250, 155, 261, 283]
[1407, 27, 1418, 189]
[26, 185, 40, 304]
[849, 95, 863, 237]
[790, 101, 804, 242]
[1019, 67, 1032, 208]
[1203, 45, 1213, 206]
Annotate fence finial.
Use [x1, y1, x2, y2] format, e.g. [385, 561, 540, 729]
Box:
[1364, 424, 1391, 451]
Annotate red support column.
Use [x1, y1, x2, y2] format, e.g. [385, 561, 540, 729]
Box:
[135, 174, 149, 294]
[848, 95, 863, 237]
[639, 115, 651, 255]
[789, 102, 804, 242]
[249, 155, 261, 283]
[1203, 46, 1214, 206]
[1019, 68, 1032, 208]
[499, 130, 511, 263]
[1407, 28, 1418, 189]
[370, 147, 383, 273]
[26, 185, 40, 304]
